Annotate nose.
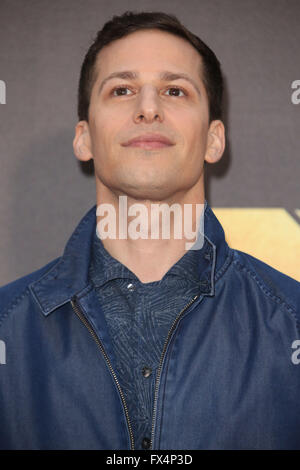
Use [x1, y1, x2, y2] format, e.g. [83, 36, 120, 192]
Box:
[133, 84, 163, 124]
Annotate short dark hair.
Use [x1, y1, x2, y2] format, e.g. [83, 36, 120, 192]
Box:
[77, 11, 223, 123]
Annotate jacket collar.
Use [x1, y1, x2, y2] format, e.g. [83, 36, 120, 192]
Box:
[30, 200, 231, 316]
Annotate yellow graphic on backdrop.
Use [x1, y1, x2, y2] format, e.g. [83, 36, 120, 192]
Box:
[213, 208, 300, 282]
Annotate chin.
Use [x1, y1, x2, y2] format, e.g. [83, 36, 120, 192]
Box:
[119, 183, 178, 201]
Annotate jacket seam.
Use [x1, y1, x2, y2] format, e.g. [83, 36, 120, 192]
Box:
[233, 254, 300, 336]
[155, 294, 205, 449]
[30, 257, 66, 311]
[0, 287, 30, 330]
[31, 208, 95, 311]
[156, 330, 175, 450]
[35, 257, 65, 284]
[63, 206, 95, 255]
[1, 257, 63, 325]
[215, 246, 234, 283]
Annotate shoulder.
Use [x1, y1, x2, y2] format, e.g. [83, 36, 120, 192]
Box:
[0, 257, 61, 320]
[231, 248, 300, 320]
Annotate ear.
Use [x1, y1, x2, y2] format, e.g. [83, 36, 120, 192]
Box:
[73, 120, 93, 162]
[204, 119, 225, 164]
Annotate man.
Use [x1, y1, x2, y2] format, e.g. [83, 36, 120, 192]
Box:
[0, 11, 300, 450]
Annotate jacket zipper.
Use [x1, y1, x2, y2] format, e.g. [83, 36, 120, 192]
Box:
[150, 293, 200, 450]
[70, 296, 135, 450]
[71, 293, 200, 451]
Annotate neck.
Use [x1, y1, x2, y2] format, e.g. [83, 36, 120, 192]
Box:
[95, 182, 205, 283]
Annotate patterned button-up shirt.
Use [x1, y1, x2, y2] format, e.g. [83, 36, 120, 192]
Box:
[88, 201, 207, 449]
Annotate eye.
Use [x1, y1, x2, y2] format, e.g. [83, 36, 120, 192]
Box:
[111, 86, 133, 96]
[165, 87, 186, 97]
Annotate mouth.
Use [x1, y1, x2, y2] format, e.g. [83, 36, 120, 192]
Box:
[125, 141, 172, 150]
[121, 133, 175, 150]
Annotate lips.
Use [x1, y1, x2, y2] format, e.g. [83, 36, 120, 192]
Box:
[122, 133, 174, 147]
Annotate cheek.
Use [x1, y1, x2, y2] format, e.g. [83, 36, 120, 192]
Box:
[170, 100, 207, 131]
[90, 105, 128, 146]
[180, 114, 208, 153]
[91, 109, 112, 136]
[89, 116, 113, 155]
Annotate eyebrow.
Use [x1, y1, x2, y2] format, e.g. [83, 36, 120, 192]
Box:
[97, 70, 202, 96]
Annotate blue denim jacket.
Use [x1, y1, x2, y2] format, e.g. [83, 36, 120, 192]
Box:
[0, 201, 300, 449]
[88, 207, 208, 450]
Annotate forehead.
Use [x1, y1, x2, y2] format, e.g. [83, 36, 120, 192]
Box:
[93, 29, 204, 83]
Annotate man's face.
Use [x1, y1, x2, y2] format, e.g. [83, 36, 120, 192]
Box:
[77, 29, 221, 201]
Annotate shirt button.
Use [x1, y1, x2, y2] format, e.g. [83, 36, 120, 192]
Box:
[127, 283, 135, 292]
[142, 366, 152, 378]
[142, 437, 151, 449]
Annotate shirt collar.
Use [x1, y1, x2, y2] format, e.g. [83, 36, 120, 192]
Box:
[89, 200, 208, 288]
[30, 199, 231, 316]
